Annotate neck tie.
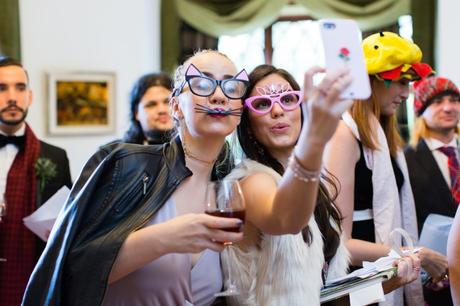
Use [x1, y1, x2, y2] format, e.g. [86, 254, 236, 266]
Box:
[438, 146, 460, 204]
[0, 134, 25, 149]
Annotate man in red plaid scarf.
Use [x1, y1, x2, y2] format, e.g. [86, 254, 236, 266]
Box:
[0, 56, 72, 305]
[405, 76, 460, 306]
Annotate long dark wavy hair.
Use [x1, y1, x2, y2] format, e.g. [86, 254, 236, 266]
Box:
[122, 73, 173, 144]
[237, 64, 343, 262]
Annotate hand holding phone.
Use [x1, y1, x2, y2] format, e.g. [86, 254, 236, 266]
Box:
[318, 19, 371, 100]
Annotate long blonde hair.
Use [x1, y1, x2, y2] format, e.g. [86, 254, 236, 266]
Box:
[410, 117, 460, 147]
[350, 80, 404, 158]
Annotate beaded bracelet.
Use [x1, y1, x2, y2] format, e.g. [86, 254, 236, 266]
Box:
[288, 154, 321, 183]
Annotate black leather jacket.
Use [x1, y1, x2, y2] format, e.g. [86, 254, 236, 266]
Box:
[23, 137, 194, 306]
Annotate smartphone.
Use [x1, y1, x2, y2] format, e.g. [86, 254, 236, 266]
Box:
[318, 19, 371, 100]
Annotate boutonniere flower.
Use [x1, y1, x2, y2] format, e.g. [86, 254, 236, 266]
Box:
[35, 158, 57, 193]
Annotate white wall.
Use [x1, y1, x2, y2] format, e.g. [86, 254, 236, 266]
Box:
[436, 0, 460, 85]
[19, 0, 160, 181]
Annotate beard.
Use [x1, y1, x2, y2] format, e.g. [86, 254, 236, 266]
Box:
[0, 105, 28, 126]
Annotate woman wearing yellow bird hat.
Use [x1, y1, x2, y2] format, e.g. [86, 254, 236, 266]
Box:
[324, 32, 448, 306]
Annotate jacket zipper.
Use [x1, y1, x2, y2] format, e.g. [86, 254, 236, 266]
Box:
[143, 174, 149, 195]
[113, 173, 150, 213]
[133, 178, 184, 231]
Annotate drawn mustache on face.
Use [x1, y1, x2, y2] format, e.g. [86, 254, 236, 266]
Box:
[194, 103, 243, 117]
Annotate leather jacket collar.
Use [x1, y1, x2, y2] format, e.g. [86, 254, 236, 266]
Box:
[23, 137, 192, 306]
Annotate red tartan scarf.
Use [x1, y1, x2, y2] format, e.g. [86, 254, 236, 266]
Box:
[0, 124, 41, 306]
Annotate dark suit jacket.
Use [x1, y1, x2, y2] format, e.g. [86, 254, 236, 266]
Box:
[404, 140, 454, 306]
[38, 141, 72, 206]
[35, 141, 72, 255]
[404, 139, 457, 233]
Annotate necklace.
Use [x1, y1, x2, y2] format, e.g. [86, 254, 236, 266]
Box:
[182, 139, 217, 165]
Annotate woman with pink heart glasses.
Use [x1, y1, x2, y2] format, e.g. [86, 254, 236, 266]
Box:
[220, 63, 354, 305]
[221, 64, 422, 305]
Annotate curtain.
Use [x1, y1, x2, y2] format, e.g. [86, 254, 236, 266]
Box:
[161, 0, 287, 73]
[178, 22, 218, 66]
[161, 0, 411, 73]
[161, 0, 181, 73]
[174, 0, 288, 37]
[0, 0, 21, 60]
[411, 0, 436, 68]
[296, 0, 409, 31]
[161, 1, 219, 74]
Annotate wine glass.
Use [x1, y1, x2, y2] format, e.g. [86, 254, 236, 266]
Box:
[205, 179, 246, 297]
[0, 193, 6, 262]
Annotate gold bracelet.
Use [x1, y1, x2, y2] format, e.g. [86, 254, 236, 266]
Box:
[288, 154, 321, 183]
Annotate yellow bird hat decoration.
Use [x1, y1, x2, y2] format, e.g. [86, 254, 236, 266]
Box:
[362, 32, 434, 83]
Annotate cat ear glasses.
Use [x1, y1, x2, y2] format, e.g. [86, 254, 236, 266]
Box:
[174, 64, 249, 100]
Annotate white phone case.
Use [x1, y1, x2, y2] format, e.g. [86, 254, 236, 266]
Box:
[319, 19, 371, 100]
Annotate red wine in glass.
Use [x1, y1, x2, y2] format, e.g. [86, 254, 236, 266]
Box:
[205, 179, 245, 297]
[205, 209, 246, 232]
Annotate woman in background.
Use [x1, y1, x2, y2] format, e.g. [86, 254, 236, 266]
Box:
[223, 64, 421, 305]
[323, 32, 447, 306]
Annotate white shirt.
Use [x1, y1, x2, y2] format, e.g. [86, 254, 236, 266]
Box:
[424, 137, 459, 188]
[0, 125, 26, 202]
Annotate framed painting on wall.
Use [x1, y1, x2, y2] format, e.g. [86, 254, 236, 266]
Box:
[48, 72, 116, 135]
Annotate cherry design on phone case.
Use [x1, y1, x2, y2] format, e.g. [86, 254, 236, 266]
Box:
[338, 47, 350, 62]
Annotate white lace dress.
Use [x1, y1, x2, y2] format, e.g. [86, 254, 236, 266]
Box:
[222, 159, 350, 306]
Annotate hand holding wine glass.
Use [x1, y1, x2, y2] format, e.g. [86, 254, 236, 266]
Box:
[205, 179, 245, 296]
